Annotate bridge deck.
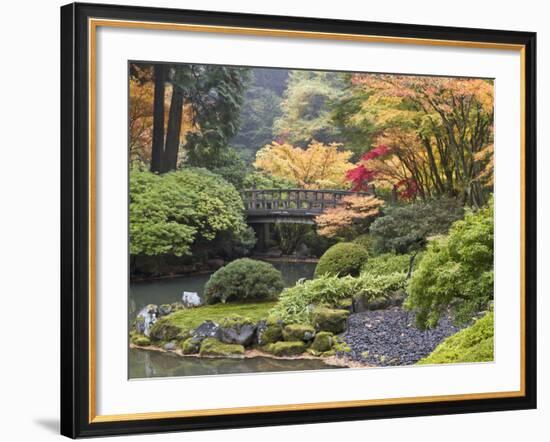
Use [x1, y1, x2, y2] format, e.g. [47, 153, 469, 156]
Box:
[242, 188, 374, 221]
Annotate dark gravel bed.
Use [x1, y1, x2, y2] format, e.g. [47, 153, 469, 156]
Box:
[338, 306, 461, 366]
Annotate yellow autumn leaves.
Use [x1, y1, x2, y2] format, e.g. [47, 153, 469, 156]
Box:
[254, 141, 354, 189]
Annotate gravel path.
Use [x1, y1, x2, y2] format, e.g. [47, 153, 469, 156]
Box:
[338, 306, 461, 366]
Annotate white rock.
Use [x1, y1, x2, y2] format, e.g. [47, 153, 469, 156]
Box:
[182, 291, 202, 308]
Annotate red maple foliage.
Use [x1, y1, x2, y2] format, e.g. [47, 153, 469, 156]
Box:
[345, 145, 391, 191]
[395, 178, 418, 200]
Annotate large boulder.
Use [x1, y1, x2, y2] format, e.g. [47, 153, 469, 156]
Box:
[310, 331, 333, 353]
[191, 320, 221, 340]
[263, 341, 306, 357]
[282, 324, 315, 342]
[199, 338, 245, 358]
[158, 304, 173, 317]
[182, 291, 202, 308]
[134, 304, 158, 337]
[256, 320, 283, 346]
[149, 318, 181, 342]
[219, 315, 257, 346]
[163, 341, 177, 351]
[181, 337, 202, 354]
[311, 307, 350, 334]
[131, 335, 151, 346]
[352, 290, 405, 313]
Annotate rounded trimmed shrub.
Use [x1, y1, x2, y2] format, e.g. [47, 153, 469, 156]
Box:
[204, 258, 284, 304]
[314, 242, 369, 278]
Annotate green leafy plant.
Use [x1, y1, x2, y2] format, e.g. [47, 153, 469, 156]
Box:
[418, 312, 494, 364]
[204, 258, 284, 304]
[406, 198, 494, 329]
[271, 272, 406, 325]
[370, 197, 464, 254]
[130, 168, 248, 257]
[362, 252, 416, 277]
[315, 242, 369, 278]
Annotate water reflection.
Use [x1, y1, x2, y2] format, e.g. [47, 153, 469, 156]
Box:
[129, 348, 340, 378]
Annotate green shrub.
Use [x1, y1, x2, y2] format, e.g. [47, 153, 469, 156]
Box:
[361, 253, 413, 277]
[270, 275, 357, 324]
[302, 229, 337, 258]
[418, 312, 494, 364]
[370, 197, 464, 254]
[353, 272, 407, 299]
[315, 242, 369, 278]
[207, 147, 249, 190]
[274, 224, 311, 255]
[353, 234, 374, 253]
[204, 258, 284, 304]
[270, 272, 407, 325]
[406, 198, 494, 329]
[130, 168, 248, 257]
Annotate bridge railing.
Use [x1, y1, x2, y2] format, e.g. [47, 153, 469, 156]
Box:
[242, 188, 374, 214]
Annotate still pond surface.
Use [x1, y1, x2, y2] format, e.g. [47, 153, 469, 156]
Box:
[129, 261, 341, 378]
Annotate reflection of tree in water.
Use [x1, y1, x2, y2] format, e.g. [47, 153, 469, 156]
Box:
[143, 350, 156, 378]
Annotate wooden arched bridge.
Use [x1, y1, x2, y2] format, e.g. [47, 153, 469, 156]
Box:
[242, 188, 375, 224]
[241, 188, 375, 250]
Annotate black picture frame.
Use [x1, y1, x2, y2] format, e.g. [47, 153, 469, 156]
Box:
[60, 2, 537, 438]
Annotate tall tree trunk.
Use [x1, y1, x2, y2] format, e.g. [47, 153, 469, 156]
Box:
[162, 85, 185, 173]
[150, 64, 166, 173]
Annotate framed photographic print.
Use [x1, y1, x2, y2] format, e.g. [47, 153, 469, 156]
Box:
[60, 2, 537, 438]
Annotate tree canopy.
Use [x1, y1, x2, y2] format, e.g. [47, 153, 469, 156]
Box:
[254, 141, 354, 189]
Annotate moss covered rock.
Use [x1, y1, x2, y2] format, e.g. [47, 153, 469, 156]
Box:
[282, 324, 315, 342]
[131, 335, 151, 346]
[310, 331, 333, 352]
[149, 318, 181, 342]
[199, 338, 245, 358]
[181, 337, 202, 354]
[256, 320, 283, 346]
[219, 315, 257, 346]
[418, 312, 494, 365]
[159, 304, 173, 316]
[263, 341, 306, 357]
[311, 307, 349, 333]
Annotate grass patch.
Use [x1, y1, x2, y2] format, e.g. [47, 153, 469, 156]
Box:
[418, 312, 494, 365]
[163, 301, 277, 333]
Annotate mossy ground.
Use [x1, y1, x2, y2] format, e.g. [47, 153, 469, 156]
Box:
[418, 312, 494, 365]
[162, 301, 277, 334]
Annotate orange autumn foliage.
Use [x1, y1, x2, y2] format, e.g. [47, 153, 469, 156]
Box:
[348, 74, 494, 205]
[129, 66, 198, 165]
[316, 194, 384, 238]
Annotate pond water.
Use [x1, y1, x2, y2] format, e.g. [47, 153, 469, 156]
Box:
[128, 260, 338, 378]
[129, 348, 340, 378]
